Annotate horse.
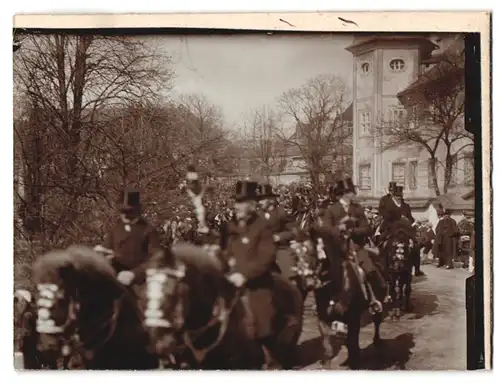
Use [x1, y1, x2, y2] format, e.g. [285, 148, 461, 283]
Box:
[140, 243, 303, 370]
[385, 226, 415, 318]
[14, 289, 57, 369]
[28, 245, 158, 370]
[311, 230, 386, 369]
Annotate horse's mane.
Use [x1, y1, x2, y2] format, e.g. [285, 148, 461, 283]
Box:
[32, 245, 117, 285]
[170, 243, 225, 277]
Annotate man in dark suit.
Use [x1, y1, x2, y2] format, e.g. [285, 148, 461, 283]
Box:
[95, 189, 163, 286]
[316, 178, 386, 311]
[433, 203, 459, 269]
[395, 187, 423, 276]
[225, 180, 296, 366]
[377, 181, 399, 239]
[257, 182, 299, 280]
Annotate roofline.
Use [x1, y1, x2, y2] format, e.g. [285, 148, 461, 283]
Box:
[345, 36, 439, 55]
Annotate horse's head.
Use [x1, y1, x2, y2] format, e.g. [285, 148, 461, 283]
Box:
[142, 243, 228, 360]
[31, 245, 122, 363]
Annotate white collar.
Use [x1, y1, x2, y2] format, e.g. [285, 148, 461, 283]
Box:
[339, 198, 349, 207]
[392, 197, 401, 207]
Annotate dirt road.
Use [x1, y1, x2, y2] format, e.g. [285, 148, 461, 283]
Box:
[296, 264, 470, 370]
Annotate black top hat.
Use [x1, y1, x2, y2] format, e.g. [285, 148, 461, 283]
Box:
[118, 189, 141, 211]
[258, 183, 279, 198]
[233, 180, 260, 202]
[393, 185, 404, 196]
[388, 181, 398, 192]
[333, 178, 356, 196]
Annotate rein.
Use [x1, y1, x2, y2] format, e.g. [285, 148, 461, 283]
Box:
[182, 289, 242, 364]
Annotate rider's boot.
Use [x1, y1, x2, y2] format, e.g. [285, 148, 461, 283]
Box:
[365, 273, 383, 314]
[379, 241, 392, 303]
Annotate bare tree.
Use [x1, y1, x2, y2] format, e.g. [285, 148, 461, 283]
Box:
[13, 33, 174, 250]
[241, 105, 286, 179]
[176, 93, 229, 172]
[379, 36, 471, 195]
[276, 74, 352, 188]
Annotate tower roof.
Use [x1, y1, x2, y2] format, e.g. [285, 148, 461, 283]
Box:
[345, 34, 439, 59]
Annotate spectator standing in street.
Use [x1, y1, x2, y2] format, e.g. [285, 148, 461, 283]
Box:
[433, 203, 459, 269]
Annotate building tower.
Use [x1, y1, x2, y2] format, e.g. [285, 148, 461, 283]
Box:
[345, 35, 437, 198]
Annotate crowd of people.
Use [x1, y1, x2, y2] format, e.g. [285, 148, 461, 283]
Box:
[154, 178, 473, 274]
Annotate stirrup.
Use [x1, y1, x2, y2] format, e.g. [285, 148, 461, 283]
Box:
[368, 299, 383, 315]
[331, 320, 348, 335]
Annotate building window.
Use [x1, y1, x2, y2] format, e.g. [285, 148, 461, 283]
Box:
[360, 62, 371, 75]
[389, 58, 405, 72]
[410, 105, 419, 127]
[392, 162, 406, 187]
[390, 106, 406, 124]
[359, 111, 371, 136]
[409, 160, 418, 190]
[464, 154, 474, 186]
[358, 164, 371, 191]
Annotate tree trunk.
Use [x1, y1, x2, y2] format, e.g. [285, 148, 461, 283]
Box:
[428, 157, 441, 196]
[442, 149, 454, 194]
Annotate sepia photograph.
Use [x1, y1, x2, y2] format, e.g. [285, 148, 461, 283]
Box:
[11, 13, 491, 372]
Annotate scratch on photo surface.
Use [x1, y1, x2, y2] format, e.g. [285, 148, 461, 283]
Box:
[279, 18, 295, 27]
[338, 17, 359, 27]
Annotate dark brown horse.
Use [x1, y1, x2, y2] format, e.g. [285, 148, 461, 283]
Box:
[385, 228, 414, 319]
[140, 243, 303, 369]
[27, 245, 158, 370]
[311, 230, 385, 369]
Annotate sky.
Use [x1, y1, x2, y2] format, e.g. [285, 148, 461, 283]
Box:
[151, 33, 355, 130]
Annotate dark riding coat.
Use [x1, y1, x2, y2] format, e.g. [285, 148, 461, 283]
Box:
[378, 195, 416, 241]
[261, 206, 298, 280]
[262, 206, 297, 246]
[226, 213, 278, 339]
[102, 217, 162, 284]
[316, 201, 378, 276]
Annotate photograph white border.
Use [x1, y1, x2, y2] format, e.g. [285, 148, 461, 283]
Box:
[2, 2, 494, 382]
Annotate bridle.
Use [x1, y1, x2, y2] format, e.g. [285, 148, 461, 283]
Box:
[35, 282, 125, 364]
[145, 264, 242, 365]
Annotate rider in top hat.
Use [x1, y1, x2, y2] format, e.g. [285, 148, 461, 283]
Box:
[317, 177, 386, 312]
[95, 189, 162, 286]
[258, 182, 297, 243]
[379, 185, 417, 243]
[257, 181, 299, 280]
[376, 181, 399, 242]
[224, 180, 278, 335]
[224, 179, 299, 368]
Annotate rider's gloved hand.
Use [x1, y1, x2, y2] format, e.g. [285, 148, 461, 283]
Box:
[227, 272, 246, 288]
[117, 271, 135, 285]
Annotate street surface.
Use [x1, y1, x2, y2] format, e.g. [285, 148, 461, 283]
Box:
[296, 264, 470, 370]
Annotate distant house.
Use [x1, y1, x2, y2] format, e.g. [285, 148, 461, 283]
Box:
[346, 34, 473, 199]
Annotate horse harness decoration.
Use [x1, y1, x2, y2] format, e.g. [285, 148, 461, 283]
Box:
[144, 265, 241, 364]
[35, 282, 124, 362]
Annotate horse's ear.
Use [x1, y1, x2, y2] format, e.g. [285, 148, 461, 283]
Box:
[14, 289, 32, 303]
